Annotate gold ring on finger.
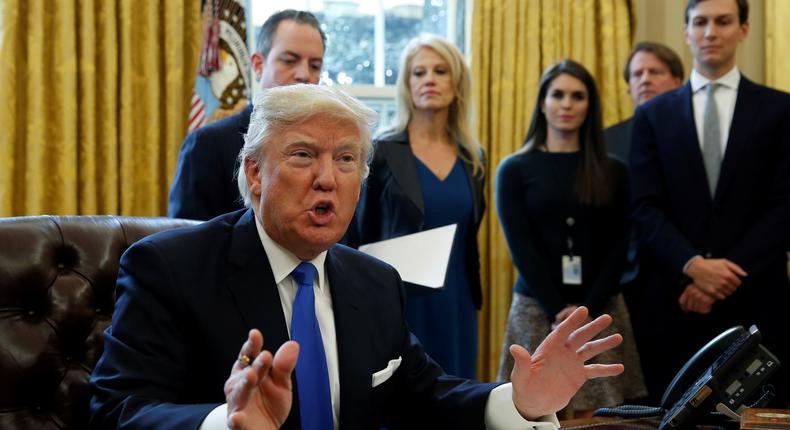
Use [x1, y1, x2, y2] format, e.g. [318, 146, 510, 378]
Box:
[238, 354, 251, 366]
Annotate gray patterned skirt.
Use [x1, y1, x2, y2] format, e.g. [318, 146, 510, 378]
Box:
[496, 293, 647, 410]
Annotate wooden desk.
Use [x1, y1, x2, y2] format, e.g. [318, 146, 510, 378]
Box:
[561, 417, 661, 430]
[560, 417, 737, 430]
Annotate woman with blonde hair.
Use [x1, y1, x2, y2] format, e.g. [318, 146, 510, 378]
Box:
[351, 34, 484, 378]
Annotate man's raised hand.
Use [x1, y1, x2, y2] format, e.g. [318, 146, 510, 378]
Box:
[510, 307, 624, 419]
[224, 329, 299, 430]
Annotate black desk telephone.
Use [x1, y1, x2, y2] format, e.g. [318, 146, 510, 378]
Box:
[594, 325, 781, 429]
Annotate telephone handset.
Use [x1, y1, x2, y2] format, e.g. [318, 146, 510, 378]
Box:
[593, 325, 781, 429]
[661, 326, 751, 409]
[659, 325, 780, 429]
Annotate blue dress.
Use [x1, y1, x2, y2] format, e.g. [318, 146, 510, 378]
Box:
[406, 156, 477, 379]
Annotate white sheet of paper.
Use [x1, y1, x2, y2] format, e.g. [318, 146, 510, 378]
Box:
[358, 224, 457, 289]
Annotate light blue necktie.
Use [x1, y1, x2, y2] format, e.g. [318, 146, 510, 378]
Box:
[702, 82, 722, 197]
[290, 262, 333, 430]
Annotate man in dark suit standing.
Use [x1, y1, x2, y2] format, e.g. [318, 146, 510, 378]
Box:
[91, 84, 627, 429]
[604, 42, 683, 403]
[604, 42, 684, 161]
[630, 0, 790, 403]
[168, 10, 325, 220]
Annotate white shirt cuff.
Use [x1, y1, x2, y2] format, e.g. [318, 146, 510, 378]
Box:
[683, 255, 702, 274]
[485, 383, 560, 430]
[199, 403, 229, 430]
[200, 385, 562, 430]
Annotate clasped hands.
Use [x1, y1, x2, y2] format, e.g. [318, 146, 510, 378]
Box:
[222, 306, 624, 428]
[679, 257, 747, 314]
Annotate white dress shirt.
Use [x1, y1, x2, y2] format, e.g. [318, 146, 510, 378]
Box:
[256, 218, 341, 428]
[200, 216, 559, 430]
[690, 66, 741, 154]
[682, 66, 742, 273]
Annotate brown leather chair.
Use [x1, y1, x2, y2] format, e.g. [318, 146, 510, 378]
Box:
[0, 215, 200, 430]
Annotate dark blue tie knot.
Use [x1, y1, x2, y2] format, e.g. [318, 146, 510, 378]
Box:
[292, 262, 318, 289]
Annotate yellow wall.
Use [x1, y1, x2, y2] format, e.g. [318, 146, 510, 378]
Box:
[766, 0, 790, 92]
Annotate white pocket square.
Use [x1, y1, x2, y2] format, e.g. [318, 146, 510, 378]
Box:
[371, 356, 402, 387]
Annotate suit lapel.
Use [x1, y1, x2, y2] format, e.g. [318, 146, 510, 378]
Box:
[383, 132, 425, 216]
[224, 209, 290, 351]
[224, 210, 300, 427]
[326, 247, 372, 429]
[676, 83, 714, 202]
[716, 77, 757, 202]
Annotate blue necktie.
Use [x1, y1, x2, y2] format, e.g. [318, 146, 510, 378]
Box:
[290, 262, 333, 430]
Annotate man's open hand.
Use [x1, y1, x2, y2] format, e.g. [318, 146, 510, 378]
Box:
[224, 329, 299, 430]
[510, 307, 624, 419]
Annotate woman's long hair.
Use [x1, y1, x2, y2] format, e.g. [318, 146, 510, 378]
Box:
[521, 59, 613, 206]
[380, 34, 483, 177]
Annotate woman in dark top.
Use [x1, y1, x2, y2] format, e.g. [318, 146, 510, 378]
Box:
[352, 34, 484, 379]
[495, 60, 646, 414]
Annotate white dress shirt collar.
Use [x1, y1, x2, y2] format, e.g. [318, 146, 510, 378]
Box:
[253, 213, 339, 429]
[253, 215, 327, 289]
[690, 66, 741, 154]
[690, 66, 741, 93]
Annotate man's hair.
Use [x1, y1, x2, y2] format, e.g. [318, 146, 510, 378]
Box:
[237, 85, 378, 207]
[685, 0, 749, 24]
[623, 41, 685, 83]
[256, 10, 326, 56]
[382, 34, 484, 177]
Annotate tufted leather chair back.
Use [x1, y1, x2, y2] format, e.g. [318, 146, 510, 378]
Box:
[0, 215, 200, 430]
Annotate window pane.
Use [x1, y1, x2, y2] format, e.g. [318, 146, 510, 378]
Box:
[383, 5, 422, 85]
[318, 11, 375, 85]
[251, 0, 465, 88]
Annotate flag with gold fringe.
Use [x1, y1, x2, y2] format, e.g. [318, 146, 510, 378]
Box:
[189, 0, 251, 132]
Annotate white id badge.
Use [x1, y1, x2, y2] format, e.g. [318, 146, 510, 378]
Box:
[562, 255, 582, 285]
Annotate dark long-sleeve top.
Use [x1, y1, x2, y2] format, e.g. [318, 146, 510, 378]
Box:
[495, 150, 630, 319]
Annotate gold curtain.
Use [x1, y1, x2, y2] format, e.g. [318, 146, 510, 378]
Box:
[0, 0, 202, 216]
[767, 1, 790, 279]
[765, 0, 790, 93]
[471, 0, 634, 381]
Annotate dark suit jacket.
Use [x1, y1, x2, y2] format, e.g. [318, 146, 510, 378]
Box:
[167, 104, 253, 220]
[604, 117, 633, 162]
[89, 209, 496, 430]
[350, 131, 486, 309]
[629, 76, 790, 365]
[604, 117, 641, 285]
